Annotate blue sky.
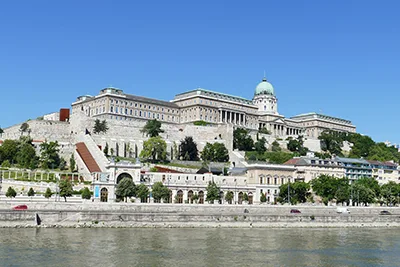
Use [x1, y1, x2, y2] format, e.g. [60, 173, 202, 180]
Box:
[1, 1, 399, 144]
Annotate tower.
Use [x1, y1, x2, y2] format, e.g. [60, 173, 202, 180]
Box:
[252, 77, 278, 114]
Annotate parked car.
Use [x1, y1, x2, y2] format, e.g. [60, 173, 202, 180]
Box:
[12, 205, 28, 210]
[290, 209, 301, 214]
[336, 207, 350, 214]
[380, 210, 391, 215]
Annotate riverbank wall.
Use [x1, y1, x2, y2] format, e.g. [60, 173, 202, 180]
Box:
[0, 202, 399, 228]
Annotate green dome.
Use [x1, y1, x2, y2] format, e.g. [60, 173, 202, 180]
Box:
[254, 78, 274, 96]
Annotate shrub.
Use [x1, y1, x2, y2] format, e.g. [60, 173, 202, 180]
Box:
[1, 160, 11, 168]
[81, 187, 92, 200]
[27, 188, 35, 197]
[6, 187, 17, 198]
[44, 188, 53, 199]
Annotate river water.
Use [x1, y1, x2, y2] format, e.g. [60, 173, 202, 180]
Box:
[0, 228, 399, 267]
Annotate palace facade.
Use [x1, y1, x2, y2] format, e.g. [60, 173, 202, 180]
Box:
[71, 77, 356, 140]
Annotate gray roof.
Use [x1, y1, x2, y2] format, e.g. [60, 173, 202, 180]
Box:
[335, 157, 369, 164]
[125, 94, 179, 108]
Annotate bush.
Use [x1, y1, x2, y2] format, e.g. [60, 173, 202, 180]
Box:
[44, 188, 53, 199]
[6, 187, 17, 198]
[81, 187, 92, 200]
[260, 193, 267, 203]
[27, 188, 35, 197]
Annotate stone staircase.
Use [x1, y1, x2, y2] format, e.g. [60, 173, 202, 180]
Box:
[76, 142, 102, 173]
[75, 133, 109, 172]
[229, 150, 247, 167]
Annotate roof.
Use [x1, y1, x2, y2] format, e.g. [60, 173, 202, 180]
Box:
[174, 88, 254, 105]
[154, 166, 183, 173]
[290, 112, 353, 125]
[335, 157, 369, 164]
[125, 94, 179, 108]
[367, 160, 398, 167]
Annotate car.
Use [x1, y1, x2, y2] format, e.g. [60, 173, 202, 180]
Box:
[380, 210, 391, 215]
[12, 205, 28, 210]
[290, 209, 301, 214]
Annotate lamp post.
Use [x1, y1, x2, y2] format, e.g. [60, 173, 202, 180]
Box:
[288, 182, 291, 205]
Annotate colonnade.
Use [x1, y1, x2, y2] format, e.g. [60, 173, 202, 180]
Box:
[259, 123, 302, 136]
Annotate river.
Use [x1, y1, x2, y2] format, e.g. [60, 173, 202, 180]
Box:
[0, 228, 399, 266]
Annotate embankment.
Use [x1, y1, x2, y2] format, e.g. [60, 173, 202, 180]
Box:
[0, 202, 399, 228]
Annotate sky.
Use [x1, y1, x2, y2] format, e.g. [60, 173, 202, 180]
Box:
[1, 1, 399, 144]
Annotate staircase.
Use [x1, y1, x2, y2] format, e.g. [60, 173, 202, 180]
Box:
[75, 133, 109, 172]
[76, 142, 102, 173]
[230, 150, 247, 167]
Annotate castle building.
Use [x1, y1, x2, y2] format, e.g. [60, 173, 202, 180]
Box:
[71, 77, 356, 140]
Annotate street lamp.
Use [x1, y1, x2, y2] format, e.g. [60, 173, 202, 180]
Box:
[288, 181, 291, 205]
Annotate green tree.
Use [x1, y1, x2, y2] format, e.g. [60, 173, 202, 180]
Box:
[81, 187, 92, 200]
[19, 122, 30, 135]
[271, 140, 281, 152]
[258, 127, 271, 135]
[44, 188, 53, 199]
[39, 141, 61, 169]
[93, 119, 109, 134]
[225, 191, 234, 203]
[140, 136, 167, 162]
[335, 178, 351, 205]
[351, 183, 375, 206]
[286, 136, 308, 156]
[16, 140, 37, 169]
[354, 177, 380, 199]
[6, 187, 17, 198]
[58, 158, 67, 170]
[141, 119, 164, 137]
[103, 143, 109, 156]
[115, 177, 136, 202]
[278, 182, 310, 204]
[254, 137, 267, 154]
[152, 182, 170, 202]
[179, 136, 199, 161]
[59, 178, 73, 202]
[318, 130, 344, 156]
[201, 142, 229, 162]
[380, 181, 398, 206]
[260, 193, 267, 203]
[69, 154, 76, 172]
[233, 128, 254, 151]
[136, 183, 150, 203]
[27, 187, 35, 197]
[206, 181, 220, 203]
[311, 175, 341, 205]
[0, 127, 3, 134]
[347, 133, 375, 158]
[0, 139, 19, 165]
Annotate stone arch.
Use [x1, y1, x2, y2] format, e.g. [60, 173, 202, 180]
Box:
[100, 188, 108, 202]
[238, 192, 243, 204]
[198, 191, 204, 204]
[177, 190, 183, 204]
[117, 172, 132, 184]
[188, 190, 193, 203]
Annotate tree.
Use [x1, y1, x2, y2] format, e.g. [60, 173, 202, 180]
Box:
[136, 183, 150, 203]
[233, 128, 254, 151]
[16, 139, 37, 169]
[59, 178, 73, 202]
[286, 136, 308, 156]
[380, 181, 398, 206]
[225, 191, 234, 203]
[58, 158, 67, 170]
[354, 177, 380, 199]
[81, 187, 92, 200]
[351, 183, 375, 206]
[19, 122, 29, 135]
[27, 187, 35, 197]
[318, 130, 344, 156]
[206, 181, 220, 203]
[347, 133, 375, 159]
[278, 182, 310, 204]
[103, 143, 109, 156]
[141, 119, 164, 137]
[152, 182, 170, 202]
[0, 127, 3, 134]
[179, 136, 199, 161]
[201, 142, 229, 162]
[311, 175, 342, 205]
[271, 140, 281, 152]
[39, 141, 61, 169]
[0, 139, 19, 165]
[69, 154, 76, 172]
[140, 136, 167, 162]
[115, 177, 136, 202]
[44, 188, 53, 199]
[254, 137, 267, 154]
[260, 193, 267, 203]
[93, 119, 109, 134]
[6, 187, 17, 198]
